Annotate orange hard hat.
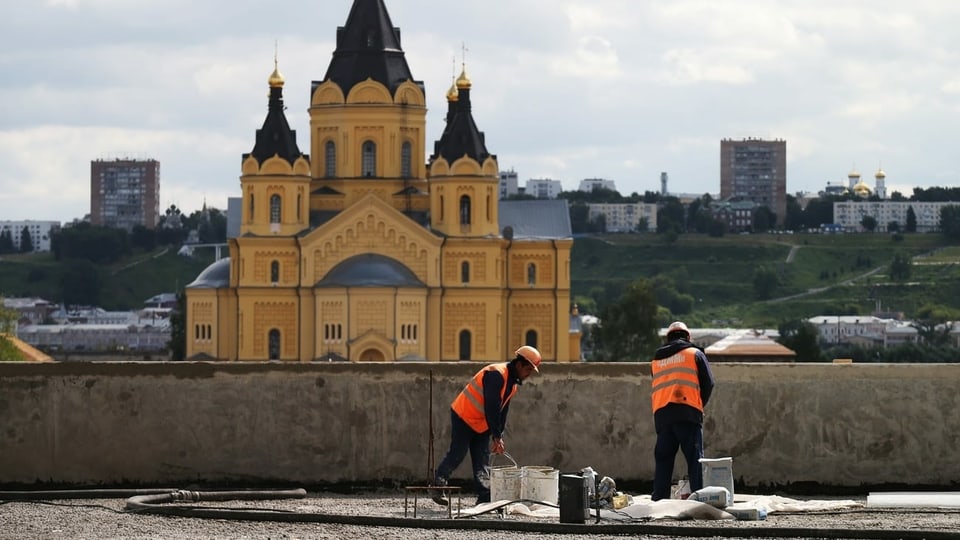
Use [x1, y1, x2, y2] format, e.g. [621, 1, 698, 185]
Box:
[514, 345, 541, 372]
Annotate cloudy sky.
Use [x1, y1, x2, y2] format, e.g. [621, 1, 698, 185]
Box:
[3, 0, 960, 222]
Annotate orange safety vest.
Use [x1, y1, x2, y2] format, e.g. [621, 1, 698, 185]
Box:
[651, 347, 704, 413]
[450, 363, 518, 433]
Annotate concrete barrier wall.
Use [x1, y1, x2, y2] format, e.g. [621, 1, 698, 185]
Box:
[1, 362, 958, 490]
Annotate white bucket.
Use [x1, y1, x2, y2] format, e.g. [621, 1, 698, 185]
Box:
[490, 466, 521, 502]
[700, 457, 734, 499]
[520, 466, 559, 504]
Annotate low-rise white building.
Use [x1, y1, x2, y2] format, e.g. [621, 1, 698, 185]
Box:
[587, 202, 657, 233]
[0, 220, 60, 252]
[807, 316, 918, 347]
[525, 178, 563, 199]
[579, 178, 617, 193]
[833, 201, 958, 233]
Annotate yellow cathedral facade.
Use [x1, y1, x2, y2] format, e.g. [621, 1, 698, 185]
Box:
[185, 0, 578, 363]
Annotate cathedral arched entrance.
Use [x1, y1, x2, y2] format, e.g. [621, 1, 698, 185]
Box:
[358, 348, 385, 362]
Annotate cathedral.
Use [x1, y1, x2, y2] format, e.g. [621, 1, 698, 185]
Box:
[185, 0, 577, 363]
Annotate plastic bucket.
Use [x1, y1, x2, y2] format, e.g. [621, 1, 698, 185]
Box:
[490, 466, 522, 502]
[520, 466, 559, 504]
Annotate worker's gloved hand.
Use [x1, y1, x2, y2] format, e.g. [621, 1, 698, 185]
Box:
[491, 437, 505, 455]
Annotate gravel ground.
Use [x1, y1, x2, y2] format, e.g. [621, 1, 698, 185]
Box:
[1, 489, 959, 540]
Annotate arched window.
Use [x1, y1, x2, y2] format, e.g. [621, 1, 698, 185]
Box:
[324, 141, 336, 177]
[527, 263, 536, 285]
[270, 194, 281, 224]
[248, 194, 255, 223]
[460, 261, 470, 283]
[525, 330, 538, 349]
[459, 195, 471, 225]
[458, 330, 471, 361]
[362, 141, 377, 177]
[268, 329, 281, 360]
[401, 141, 412, 178]
[270, 260, 279, 283]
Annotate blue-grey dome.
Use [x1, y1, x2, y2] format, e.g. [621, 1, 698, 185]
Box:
[187, 258, 231, 289]
[316, 254, 424, 288]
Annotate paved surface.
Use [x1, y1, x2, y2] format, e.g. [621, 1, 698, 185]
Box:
[1, 490, 958, 539]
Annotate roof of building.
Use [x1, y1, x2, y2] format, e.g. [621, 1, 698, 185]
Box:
[186, 258, 231, 289]
[499, 200, 572, 239]
[3, 334, 53, 361]
[704, 332, 796, 359]
[315, 253, 425, 288]
[317, 0, 422, 96]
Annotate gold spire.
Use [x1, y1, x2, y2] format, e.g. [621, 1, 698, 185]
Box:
[455, 43, 471, 89]
[269, 42, 284, 88]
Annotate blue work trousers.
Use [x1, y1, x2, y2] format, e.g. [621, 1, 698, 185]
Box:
[652, 421, 703, 501]
[435, 410, 491, 503]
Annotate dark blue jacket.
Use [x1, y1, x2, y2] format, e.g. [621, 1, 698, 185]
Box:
[480, 361, 522, 438]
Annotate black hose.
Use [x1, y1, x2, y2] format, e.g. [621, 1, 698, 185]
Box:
[2, 489, 954, 539]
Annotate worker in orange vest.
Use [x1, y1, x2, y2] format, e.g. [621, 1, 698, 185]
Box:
[431, 346, 541, 506]
[650, 321, 714, 501]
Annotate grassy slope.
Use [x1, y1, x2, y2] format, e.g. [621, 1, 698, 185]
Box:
[0, 249, 215, 310]
[572, 232, 957, 328]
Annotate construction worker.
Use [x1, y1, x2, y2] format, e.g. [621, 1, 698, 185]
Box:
[431, 346, 541, 506]
[650, 321, 715, 501]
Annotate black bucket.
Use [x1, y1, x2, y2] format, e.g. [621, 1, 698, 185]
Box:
[558, 474, 590, 524]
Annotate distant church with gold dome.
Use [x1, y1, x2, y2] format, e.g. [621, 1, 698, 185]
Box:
[185, 0, 578, 363]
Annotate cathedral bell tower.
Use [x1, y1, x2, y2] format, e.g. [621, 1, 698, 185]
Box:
[239, 60, 311, 237]
[428, 66, 500, 237]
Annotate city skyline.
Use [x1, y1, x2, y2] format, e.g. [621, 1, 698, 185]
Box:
[3, 0, 960, 222]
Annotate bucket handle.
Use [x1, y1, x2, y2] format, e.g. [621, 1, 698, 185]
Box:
[490, 451, 518, 468]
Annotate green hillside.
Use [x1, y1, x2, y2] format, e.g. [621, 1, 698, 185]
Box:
[3, 233, 959, 328]
[0, 248, 215, 310]
[572, 232, 959, 328]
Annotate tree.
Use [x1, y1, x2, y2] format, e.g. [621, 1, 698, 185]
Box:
[889, 253, 911, 281]
[168, 291, 187, 360]
[784, 195, 804, 231]
[905, 206, 917, 233]
[752, 265, 779, 300]
[19, 226, 34, 253]
[657, 198, 685, 234]
[860, 215, 877, 232]
[887, 221, 900, 233]
[0, 229, 14, 254]
[594, 278, 660, 361]
[754, 206, 776, 233]
[940, 205, 960, 240]
[60, 259, 102, 307]
[777, 320, 823, 362]
[0, 298, 24, 360]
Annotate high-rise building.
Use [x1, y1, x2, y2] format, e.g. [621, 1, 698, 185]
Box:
[578, 178, 617, 193]
[184, 0, 577, 363]
[720, 138, 786, 226]
[90, 158, 160, 231]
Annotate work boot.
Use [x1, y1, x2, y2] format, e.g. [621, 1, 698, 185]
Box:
[430, 478, 449, 507]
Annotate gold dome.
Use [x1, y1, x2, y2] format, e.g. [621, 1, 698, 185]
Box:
[875, 168, 886, 179]
[848, 168, 861, 178]
[853, 181, 872, 197]
[455, 66, 472, 90]
[269, 63, 285, 88]
[446, 81, 459, 102]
